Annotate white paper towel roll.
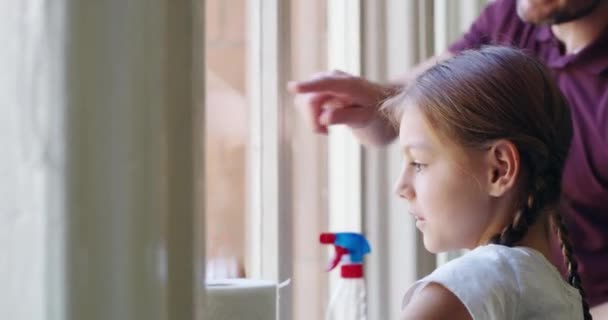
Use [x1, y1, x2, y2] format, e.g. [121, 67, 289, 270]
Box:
[206, 278, 281, 320]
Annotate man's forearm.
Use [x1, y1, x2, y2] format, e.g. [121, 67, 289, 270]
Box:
[351, 113, 398, 146]
[349, 52, 454, 147]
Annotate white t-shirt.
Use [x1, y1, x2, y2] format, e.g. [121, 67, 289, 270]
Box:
[402, 244, 583, 320]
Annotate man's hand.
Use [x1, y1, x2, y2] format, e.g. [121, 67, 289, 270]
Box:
[287, 70, 396, 136]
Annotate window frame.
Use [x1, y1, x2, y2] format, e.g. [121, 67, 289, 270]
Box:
[247, 0, 294, 318]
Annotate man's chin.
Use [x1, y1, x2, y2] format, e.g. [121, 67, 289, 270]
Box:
[516, 2, 557, 25]
[517, 0, 602, 25]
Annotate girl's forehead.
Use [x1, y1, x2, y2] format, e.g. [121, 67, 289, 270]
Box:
[398, 105, 482, 163]
[398, 105, 442, 149]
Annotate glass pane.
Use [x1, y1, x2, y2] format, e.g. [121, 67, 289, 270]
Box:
[204, 0, 248, 279]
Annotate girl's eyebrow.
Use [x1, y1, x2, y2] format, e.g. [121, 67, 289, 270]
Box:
[400, 141, 434, 159]
[401, 141, 433, 151]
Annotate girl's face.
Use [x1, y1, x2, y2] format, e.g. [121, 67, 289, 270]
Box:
[394, 105, 496, 253]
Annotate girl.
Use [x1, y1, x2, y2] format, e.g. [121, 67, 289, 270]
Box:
[383, 46, 591, 320]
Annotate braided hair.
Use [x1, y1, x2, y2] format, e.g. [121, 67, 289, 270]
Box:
[553, 209, 593, 320]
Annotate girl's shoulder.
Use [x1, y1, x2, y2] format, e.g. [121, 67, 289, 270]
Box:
[402, 244, 582, 320]
[403, 245, 522, 319]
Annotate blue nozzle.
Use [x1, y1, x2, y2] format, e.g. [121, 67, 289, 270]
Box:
[320, 232, 371, 265]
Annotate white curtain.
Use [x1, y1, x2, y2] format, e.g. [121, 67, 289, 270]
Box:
[0, 1, 204, 320]
[1, 1, 69, 319]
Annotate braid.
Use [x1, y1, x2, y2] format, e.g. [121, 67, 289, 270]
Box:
[489, 193, 541, 247]
[489, 204, 530, 246]
[552, 211, 593, 320]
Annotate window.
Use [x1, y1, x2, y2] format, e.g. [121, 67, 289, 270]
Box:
[204, 0, 330, 318]
[204, 1, 488, 318]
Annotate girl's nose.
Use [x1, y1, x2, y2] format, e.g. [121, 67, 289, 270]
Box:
[394, 170, 415, 201]
[397, 184, 415, 201]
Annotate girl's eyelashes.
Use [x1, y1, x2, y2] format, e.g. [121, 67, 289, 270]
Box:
[410, 162, 426, 173]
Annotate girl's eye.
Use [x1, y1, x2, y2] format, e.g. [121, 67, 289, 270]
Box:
[410, 162, 425, 173]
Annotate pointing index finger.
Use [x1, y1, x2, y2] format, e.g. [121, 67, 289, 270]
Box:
[287, 77, 358, 96]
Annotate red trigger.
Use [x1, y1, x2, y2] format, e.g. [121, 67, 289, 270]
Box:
[326, 246, 348, 271]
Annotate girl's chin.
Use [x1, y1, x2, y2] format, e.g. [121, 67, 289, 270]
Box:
[422, 237, 465, 254]
[422, 237, 442, 254]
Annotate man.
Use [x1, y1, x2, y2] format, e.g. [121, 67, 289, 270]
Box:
[288, 0, 608, 317]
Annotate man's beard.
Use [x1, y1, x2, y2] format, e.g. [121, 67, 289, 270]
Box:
[552, 0, 602, 24]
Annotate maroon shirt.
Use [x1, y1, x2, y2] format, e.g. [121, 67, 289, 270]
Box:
[449, 0, 608, 307]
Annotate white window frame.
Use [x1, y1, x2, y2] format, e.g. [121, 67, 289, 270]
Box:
[247, 0, 294, 319]
[324, 1, 365, 318]
[326, 0, 364, 234]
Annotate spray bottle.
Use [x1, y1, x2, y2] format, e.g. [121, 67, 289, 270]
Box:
[320, 232, 371, 320]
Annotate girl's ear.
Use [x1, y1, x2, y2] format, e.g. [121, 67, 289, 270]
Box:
[486, 140, 520, 197]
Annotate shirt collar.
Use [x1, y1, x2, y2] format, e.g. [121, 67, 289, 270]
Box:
[535, 25, 608, 75]
[535, 26, 552, 42]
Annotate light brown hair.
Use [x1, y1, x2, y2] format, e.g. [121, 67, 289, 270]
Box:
[383, 46, 591, 319]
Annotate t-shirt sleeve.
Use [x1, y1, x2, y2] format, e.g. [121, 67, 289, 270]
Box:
[449, 0, 521, 53]
[402, 247, 520, 320]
